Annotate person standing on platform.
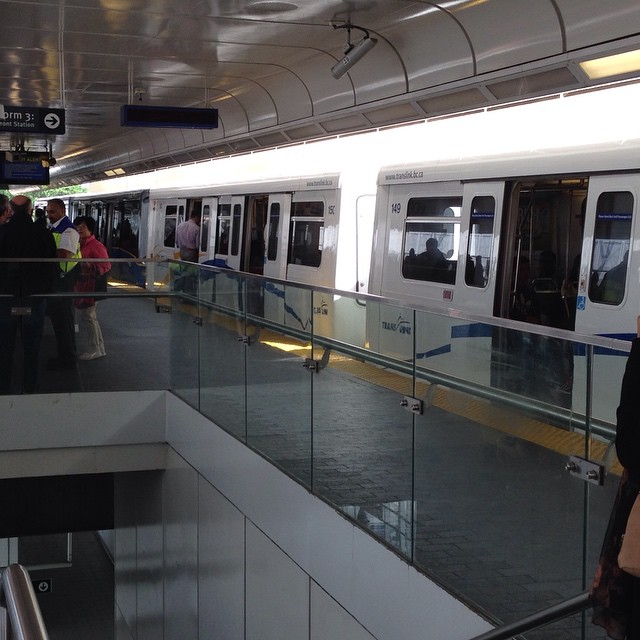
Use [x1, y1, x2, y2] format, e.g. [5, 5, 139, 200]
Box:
[591, 315, 640, 639]
[176, 210, 201, 262]
[0, 194, 12, 225]
[73, 216, 111, 360]
[0, 195, 56, 393]
[45, 198, 81, 370]
[34, 206, 48, 229]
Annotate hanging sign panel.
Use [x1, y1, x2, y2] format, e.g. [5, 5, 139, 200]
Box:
[0, 151, 50, 185]
[0, 105, 66, 135]
[121, 104, 218, 129]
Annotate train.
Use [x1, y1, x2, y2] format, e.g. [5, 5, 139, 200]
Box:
[34, 95, 640, 427]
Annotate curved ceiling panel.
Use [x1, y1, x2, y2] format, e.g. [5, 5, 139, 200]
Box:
[557, 0, 640, 49]
[1, 0, 639, 186]
[453, 0, 563, 72]
[382, 10, 475, 91]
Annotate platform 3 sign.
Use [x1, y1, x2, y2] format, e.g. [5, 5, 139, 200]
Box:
[0, 105, 65, 135]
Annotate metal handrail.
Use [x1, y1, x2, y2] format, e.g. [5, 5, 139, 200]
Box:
[470, 591, 591, 640]
[0, 564, 49, 640]
[191, 293, 616, 440]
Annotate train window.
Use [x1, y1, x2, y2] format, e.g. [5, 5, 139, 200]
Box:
[465, 196, 495, 288]
[163, 204, 178, 248]
[407, 198, 462, 217]
[402, 196, 461, 284]
[288, 201, 323, 267]
[267, 202, 280, 261]
[121, 208, 140, 257]
[231, 203, 242, 256]
[589, 191, 633, 305]
[216, 203, 231, 255]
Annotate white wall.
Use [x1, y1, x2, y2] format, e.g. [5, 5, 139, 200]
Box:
[111, 392, 491, 640]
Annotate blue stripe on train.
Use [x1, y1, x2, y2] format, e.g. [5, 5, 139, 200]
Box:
[417, 323, 488, 360]
[416, 343, 451, 359]
[451, 322, 493, 339]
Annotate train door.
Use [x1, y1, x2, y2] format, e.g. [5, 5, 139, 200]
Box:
[495, 177, 588, 330]
[243, 195, 269, 275]
[201, 197, 217, 261]
[492, 177, 589, 407]
[574, 174, 640, 336]
[93, 202, 109, 249]
[154, 198, 186, 259]
[454, 182, 505, 315]
[573, 174, 640, 425]
[225, 196, 244, 271]
[263, 194, 292, 280]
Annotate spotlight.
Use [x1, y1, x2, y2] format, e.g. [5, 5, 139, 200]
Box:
[330, 23, 377, 79]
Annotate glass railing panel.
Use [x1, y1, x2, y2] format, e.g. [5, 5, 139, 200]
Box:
[311, 288, 368, 347]
[168, 261, 201, 408]
[244, 277, 313, 486]
[0, 259, 170, 395]
[312, 296, 416, 557]
[198, 267, 248, 442]
[409, 310, 595, 631]
[584, 339, 630, 640]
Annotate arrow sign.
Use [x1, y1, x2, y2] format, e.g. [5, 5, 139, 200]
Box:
[0, 105, 65, 135]
[32, 578, 53, 593]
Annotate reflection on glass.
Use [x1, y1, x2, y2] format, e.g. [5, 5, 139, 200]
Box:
[342, 501, 415, 557]
[169, 263, 200, 409]
[246, 278, 313, 486]
[198, 272, 247, 441]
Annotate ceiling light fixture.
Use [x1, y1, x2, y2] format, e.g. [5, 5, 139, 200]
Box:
[330, 23, 377, 80]
[579, 49, 640, 80]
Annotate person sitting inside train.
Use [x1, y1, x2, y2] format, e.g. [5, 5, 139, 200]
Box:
[594, 251, 628, 305]
[417, 237, 450, 283]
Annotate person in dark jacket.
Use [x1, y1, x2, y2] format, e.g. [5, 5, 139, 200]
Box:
[0, 195, 57, 393]
[591, 316, 640, 639]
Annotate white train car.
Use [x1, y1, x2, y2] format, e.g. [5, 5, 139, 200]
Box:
[63, 168, 376, 345]
[147, 174, 372, 342]
[368, 141, 640, 423]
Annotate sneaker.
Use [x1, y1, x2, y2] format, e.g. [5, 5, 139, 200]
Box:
[79, 351, 102, 361]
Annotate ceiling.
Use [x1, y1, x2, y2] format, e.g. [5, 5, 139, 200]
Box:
[3, 0, 640, 187]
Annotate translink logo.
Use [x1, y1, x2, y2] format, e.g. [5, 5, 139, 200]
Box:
[382, 316, 412, 335]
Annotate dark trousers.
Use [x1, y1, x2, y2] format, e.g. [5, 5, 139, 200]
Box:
[0, 299, 47, 393]
[48, 269, 78, 363]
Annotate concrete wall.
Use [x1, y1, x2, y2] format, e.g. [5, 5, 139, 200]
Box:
[112, 392, 491, 640]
